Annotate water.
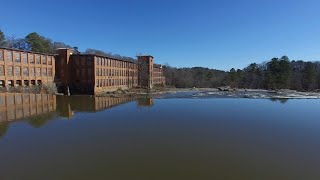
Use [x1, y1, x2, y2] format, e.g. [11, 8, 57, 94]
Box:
[0, 93, 320, 180]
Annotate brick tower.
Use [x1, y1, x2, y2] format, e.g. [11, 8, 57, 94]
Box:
[137, 55, 154, 89]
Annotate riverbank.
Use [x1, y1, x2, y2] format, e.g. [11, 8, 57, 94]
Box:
[96, 87, 320, 99]
[2, 86, 319, 99]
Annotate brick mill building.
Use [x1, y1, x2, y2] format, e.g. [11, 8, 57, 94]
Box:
[0, 48, 55, 87]
[0, 48, 166, 95]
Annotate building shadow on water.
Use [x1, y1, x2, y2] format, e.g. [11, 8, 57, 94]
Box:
[0, 93, 154, 138]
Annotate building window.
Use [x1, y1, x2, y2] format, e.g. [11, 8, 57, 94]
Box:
[0, 50, 3, 61]
[96, 80, 99, 87]
[5, 51, 12, 62]
[23, 67, 29, 76]
[86, 58, 92, 66]
[14, 52, 21, 62]
[7, 66, 13, 76]
[36, 68, 41, 76]
[24, 80, 29, 86]
[48, 57, 52, 65]
[42, 55, 47, 64]
[36, 55, 41, 64]
[0, 66, 4, 76]
[42, 68, 47, 76]
[81, 57, 85, 66]
[15, 67, 21, 76]
[22, 53, 28, 63]
[48, 68, 52, 76]
[88, 69, 92, 77]
[30, 68, 35, 76]
[82, 69, 85, 77]
[97, 58, 100, 66]
[29, 54, 35, 64]
[75, 58, 79, 66]
[96, 69, 99, 76]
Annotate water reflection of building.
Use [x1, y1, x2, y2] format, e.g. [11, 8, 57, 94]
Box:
[0, 93, 56, 122]
[137, 98, 154, 107]
[0, 93, 156, 121]
[56, 96, 137, 118]
[0, 93, 155, 138]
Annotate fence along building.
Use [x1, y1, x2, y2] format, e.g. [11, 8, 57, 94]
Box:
[0, 48, 55, 88]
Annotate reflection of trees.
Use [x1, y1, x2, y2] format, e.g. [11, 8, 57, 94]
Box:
[28, 112, 56, 128]
[0, 122, 9, 138]
[270, 98, 289, 104]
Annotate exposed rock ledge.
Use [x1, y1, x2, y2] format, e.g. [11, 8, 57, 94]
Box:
[95, 88, 320, 99]
[157, 89, 320, 99]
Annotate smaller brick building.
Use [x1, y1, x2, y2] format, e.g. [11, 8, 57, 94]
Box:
[153, 64, 166, 86]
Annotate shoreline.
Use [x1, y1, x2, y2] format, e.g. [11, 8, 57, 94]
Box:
[2, 86, 319, 99]
[95, 87, 320, 99]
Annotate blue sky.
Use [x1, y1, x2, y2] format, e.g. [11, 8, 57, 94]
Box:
[1, 0, 320, 70]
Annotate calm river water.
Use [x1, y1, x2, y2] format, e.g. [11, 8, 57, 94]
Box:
[0, 93, 319, 180]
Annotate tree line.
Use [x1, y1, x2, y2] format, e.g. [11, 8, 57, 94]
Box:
[1, 30, 320, 91]
[0, 29, 134, 61]
[164, 56, 320, 91]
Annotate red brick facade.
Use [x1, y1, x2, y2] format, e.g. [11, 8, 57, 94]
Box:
[55, 49, 166, 95]
[0, 48, 166, 95]
[0, 48, 55, 87]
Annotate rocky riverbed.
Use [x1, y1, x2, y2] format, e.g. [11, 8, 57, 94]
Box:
[95, 87, 320, 99]
[156, 88, 320, 99]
